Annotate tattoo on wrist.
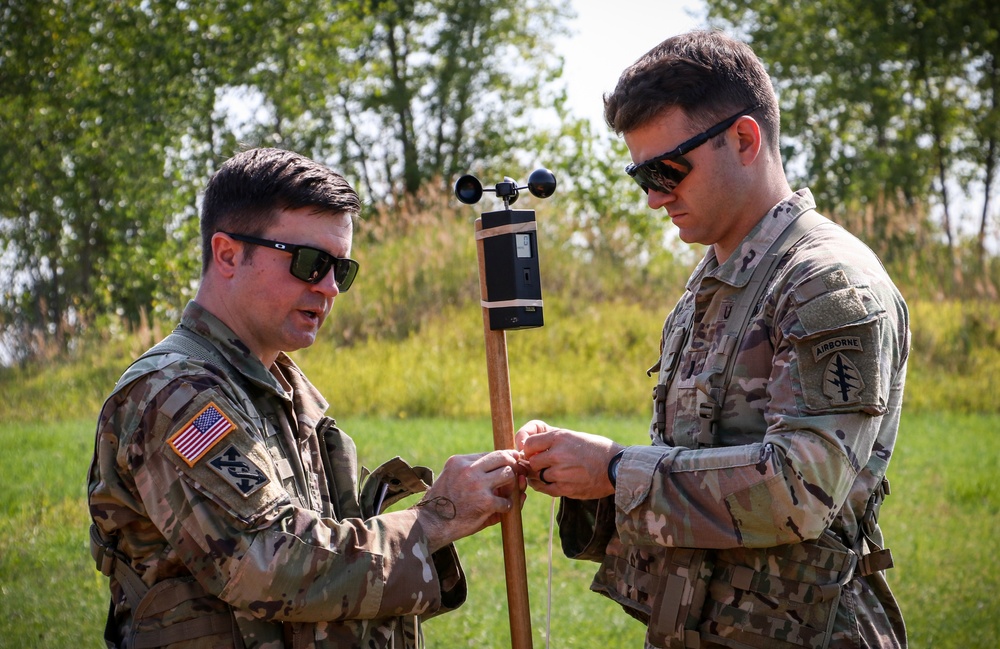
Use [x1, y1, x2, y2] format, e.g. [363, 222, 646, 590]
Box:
[415, 496, 457, 520]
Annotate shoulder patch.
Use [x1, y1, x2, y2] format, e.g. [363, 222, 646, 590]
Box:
[822, 352, 866, 405]
[168, 401, 236, 466]
[795, 322, 887, 416]
[812, 336, 864, 361]
[208, 445, 270, 497]
[796, 287, 869, 336]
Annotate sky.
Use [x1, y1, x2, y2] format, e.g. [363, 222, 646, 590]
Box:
[557, 0, 707, 128]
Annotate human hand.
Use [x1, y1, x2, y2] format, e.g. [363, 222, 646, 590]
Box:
[415, 450, 525, 553]
[513, 419, 556, 449]
[515, 420, 624, 501]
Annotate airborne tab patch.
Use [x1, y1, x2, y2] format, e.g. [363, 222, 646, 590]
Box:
[812, 336, 864, 361]
[208, 445, 269, 497]
[169, 402, 236, 466]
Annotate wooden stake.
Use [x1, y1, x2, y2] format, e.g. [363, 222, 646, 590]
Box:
[476, 217, 533, 649]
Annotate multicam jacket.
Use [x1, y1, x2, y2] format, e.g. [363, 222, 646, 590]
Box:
[558, 190, 909, 649]
[88, 301, 466, 648]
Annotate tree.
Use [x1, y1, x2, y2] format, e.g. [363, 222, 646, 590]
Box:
[283, 0, 571, 206]
[704, 0, 1000, 276]
[0, 0, 572, 362]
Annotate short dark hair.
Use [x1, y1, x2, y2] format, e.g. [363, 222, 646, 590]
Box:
[603, 30, 780, 152]
[200, 148, 362, 273]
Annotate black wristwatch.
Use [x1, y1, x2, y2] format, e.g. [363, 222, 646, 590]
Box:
[607, 449, 625, 488]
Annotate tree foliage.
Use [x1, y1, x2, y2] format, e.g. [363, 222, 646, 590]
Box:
[705, 0, 1000, 270]
[0, 0, 571, 363]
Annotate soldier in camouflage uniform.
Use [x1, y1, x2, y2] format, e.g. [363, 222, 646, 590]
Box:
[515, 31, 909, 648]
[88, 148, 523, 648]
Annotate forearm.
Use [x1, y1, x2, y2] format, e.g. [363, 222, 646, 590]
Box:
[615, 414, 869, 549]
[218, 508, 451, 622]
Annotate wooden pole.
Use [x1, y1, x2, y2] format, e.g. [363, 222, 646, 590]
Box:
[475, 217, 533, 649]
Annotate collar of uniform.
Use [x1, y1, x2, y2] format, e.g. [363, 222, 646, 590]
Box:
[273, 353, 330, 422]
[706, 188, 816, 288]
[180, 300, 289, 397]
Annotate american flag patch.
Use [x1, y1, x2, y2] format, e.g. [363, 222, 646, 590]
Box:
[168, 402, 236, 467]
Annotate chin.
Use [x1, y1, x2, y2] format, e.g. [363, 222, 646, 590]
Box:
[676, 230, 700, 245]
[284, 332, 319, 354]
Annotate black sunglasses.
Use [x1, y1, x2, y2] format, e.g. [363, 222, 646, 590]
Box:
[625, 105, 760, 195]
[224, 232, 359, 291]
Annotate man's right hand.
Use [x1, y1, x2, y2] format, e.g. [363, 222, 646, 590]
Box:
[515, 419, 623, 501]
[414, 450, 524, 553]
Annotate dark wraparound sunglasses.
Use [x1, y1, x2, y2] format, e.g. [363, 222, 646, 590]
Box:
[625, 105, 760, 195]
[224, 232, 359, 291]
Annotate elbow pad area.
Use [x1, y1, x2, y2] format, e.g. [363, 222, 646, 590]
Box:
[725, 435, 854, 547]
[220, 528, 385, 622]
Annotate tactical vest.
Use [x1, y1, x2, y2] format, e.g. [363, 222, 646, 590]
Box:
[579, 211, 895, 649]
[90, 327, 435, 649]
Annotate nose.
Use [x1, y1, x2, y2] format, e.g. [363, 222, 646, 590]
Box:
[647, 188, 675, 210]
[311, 269, 341, 299]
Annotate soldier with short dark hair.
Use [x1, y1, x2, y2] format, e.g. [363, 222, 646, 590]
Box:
[88, 147, 523, 648]
[516, 31, 909, 648]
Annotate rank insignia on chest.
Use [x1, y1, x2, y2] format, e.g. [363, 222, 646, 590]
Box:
[169, 401, 236, 466]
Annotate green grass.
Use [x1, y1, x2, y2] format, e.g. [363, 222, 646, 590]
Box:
[884, 413, 1000, 647]
[0, 420, 109, 647]
[1, 414, 998, 648]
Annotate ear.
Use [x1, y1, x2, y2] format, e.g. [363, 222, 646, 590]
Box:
[734, 115, 763, 166]
[210, 232, 242, 280]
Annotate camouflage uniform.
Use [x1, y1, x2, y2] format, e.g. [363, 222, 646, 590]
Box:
[88, 301, 466, 648]
[558, 190, 909, 649]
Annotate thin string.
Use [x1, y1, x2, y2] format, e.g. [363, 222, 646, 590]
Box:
[546, 496, 556, 649]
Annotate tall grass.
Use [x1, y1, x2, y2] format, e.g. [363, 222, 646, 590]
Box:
[2, 294, 998, 423]
[2, 199, 997, 421]
[904, 300, 1000, 413]
[297, 297, 663, 420]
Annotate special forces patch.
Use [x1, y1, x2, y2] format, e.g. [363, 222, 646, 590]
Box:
[208, 445, 270, 497]
[822, 352, 865, 405]
[797, 328, 885, 415]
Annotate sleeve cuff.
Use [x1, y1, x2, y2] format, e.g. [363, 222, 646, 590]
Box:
[431, 543, 467, 612]
[615, 445, 682, 514]
[556, 496, 616, 561]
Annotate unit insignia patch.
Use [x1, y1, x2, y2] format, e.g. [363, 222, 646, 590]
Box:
[208, 444, 269, 498]
[823, 352, 865, 405]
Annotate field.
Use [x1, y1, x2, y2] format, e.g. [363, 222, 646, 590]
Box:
[1, 208, 998, 647]
[1, 413, 997, 648]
